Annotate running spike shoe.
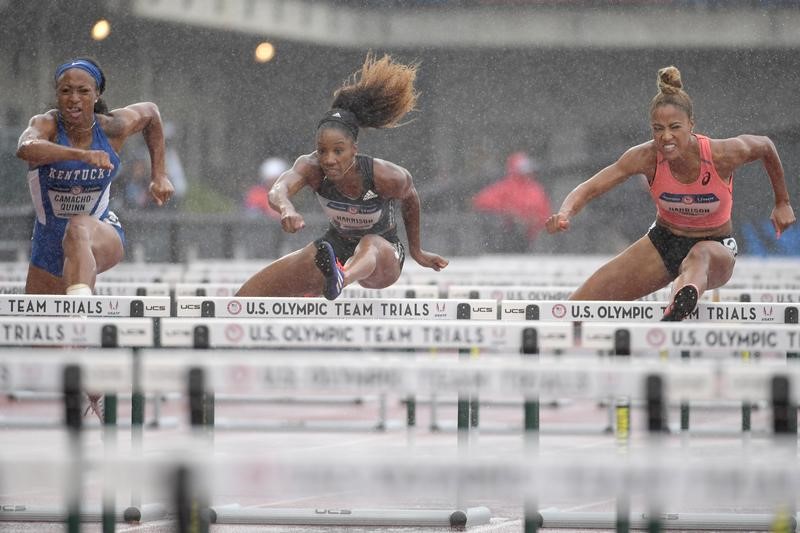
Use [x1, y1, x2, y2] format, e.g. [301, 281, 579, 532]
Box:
[314, 240, 345, 301]
[661, 284, 699, 322]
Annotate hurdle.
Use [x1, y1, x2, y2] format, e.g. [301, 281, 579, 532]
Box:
[501, 299, 800, 324]
[136, 351, 800, 530]
[536, 372, 799, 532]
[448, 284, 576, 300]
[157, 317, 563, 434]
[0, 294, 171, 318]
[4, 349, 800, 530]
[504, 303, 800, 439]
[172, 296, 496, 319]
[0, 351, 167, 528]
[0, 316, 154, 347]
[5, 444, 800, 531]
[446, 284, 723, 304]
[0, 316, 160, 528]
[716, 287, 800, 303]
[581, 322, 800, 438]
[0, 299, 166, 433]
[95, 262, 185, 284]
[179, 363, 492, 528]
[168, 298, 494, 434]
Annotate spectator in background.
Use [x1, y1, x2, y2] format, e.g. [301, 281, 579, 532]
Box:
[243, 157, 290, 219]
[117, 122, 186, 210]
[472, 151, 551, 252]
[120, 155, 154, 210]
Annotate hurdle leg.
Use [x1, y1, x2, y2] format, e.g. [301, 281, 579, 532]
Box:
[740, 350, 754, 449]
[102, 393, 118, 533]
[406, 394, 416, 446]
[615, 397, 630, 454]
[129, 348, 145, 514]
[645, 374, 667, 533]
[457, 347, 471, 449]
[64, 365, 84, 533]
[522, 327, 539, 533]
[429, 392, 440, 432]
[770, 375, 797, 532]
[377, 392, 387, 431]
[188, 367, 211, 532]
[615, 397, 630, 533]
[522, 397, 539, 533]
[679, 350, 690, 447]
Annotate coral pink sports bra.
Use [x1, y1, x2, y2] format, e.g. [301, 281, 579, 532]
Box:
[649, 134, 733, 229]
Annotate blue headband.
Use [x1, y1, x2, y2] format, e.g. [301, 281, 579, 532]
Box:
[54, 60, 104, 91]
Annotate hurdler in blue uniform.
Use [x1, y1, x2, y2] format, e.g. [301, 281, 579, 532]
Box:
[237, 53, 448, 301]
[16, 57, 174, 295]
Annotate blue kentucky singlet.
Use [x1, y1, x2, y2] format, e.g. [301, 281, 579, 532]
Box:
[27, 114, 122, 276]
[315, 155, 397, 241]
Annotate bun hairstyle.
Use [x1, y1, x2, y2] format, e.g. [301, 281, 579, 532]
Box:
[649, 65, 693, 120]
[317, 52, 419, 141]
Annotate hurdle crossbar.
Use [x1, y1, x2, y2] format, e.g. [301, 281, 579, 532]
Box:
[0, 317, 155, 346]
[502, 300, 799, 324]
[209, 505, 490, 527]
[0, 295, 170, 317]
[158, 317, 569, 351]
[174, 297, 496, 320]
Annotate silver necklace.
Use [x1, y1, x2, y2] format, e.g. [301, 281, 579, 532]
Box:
[59, 112, 95, 134]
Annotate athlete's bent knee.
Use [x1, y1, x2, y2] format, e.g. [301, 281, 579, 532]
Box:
[62, 217, 94, 253]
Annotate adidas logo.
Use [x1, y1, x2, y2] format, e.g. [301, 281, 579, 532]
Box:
[362, 190, 378, 200]
[332, 112, 341, 117]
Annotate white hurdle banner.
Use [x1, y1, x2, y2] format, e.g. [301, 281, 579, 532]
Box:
[0, 295, 170, 317]
[174, 297, 496, 320]
[1, 346, 794, 412]
[716, 288, 800, 303]
[0, 349, 132, 393]
[447, 285, 576, 301]
[159, 318, 571, 351]
[449, 285, 719, 303]
[95, 262, 185, 284]
[581, 322, 800, 354]
[0, 317, 154, 347]
[502, 300, 800, 324]
[138, 350, 797, 402]
[3, 444, 799, 510]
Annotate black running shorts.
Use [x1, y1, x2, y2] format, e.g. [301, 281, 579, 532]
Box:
[647, 222, 738, 278]
[315, 229, 405, 267]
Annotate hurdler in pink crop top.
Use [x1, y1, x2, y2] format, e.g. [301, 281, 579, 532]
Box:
[649, 134, 733, 229]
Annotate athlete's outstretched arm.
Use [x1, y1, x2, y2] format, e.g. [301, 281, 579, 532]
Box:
[269, 155, 317, 233]
[546, 143, 653, 234]
[107, 102, 173, 206]
[717, 135, 795, 237]
[380, 163, 447, 271]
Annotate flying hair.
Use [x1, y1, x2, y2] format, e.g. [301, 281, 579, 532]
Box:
[324, 52, 419, 136]
[649, 65, 693, 120]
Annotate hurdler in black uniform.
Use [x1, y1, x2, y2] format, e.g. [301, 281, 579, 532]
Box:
[314, 154, 404, 266]
[235, 53, 448, 301]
